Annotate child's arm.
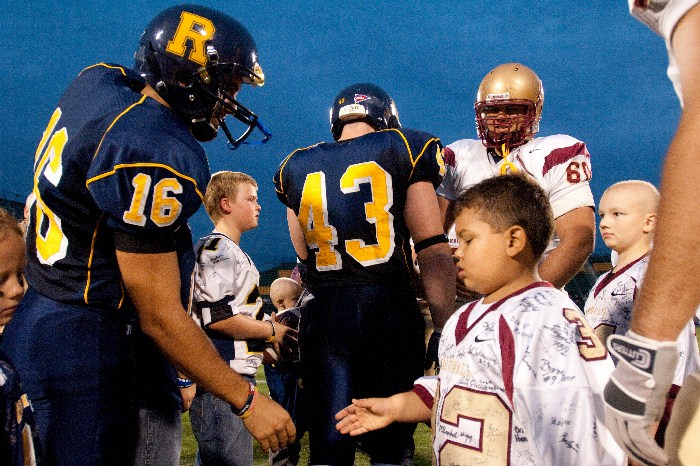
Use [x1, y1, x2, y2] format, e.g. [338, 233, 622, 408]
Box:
[335, 391, 431, 436]
[208, 314, 296, 348]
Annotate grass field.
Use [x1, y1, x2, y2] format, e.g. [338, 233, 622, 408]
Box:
[180, 414, 434, 466]
[180, 321, 700, 465]
[179, 367, 434, 465]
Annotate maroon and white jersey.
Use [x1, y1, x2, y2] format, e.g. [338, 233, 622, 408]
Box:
[437, 135, 594, 254]
[414, 283, 625, 466]
[584, 255, 700, 386]
[629, 0, 699, 103]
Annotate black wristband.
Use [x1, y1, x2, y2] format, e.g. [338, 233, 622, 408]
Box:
[230, 382, 256, 418]
[414, 233, 448, 254]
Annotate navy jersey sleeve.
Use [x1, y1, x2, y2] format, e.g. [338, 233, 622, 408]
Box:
[399, 129, 446, 188]
[273, 150, 299, 209]
[85, 111, 210, 249]
[273, 158, 288, 207]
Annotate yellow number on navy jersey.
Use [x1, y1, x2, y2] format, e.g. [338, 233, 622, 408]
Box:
[299, 162, 395, 270]
[340, 162, 395, 266]
[123, 174, 183, 227]
[123, 173, 151, 226]
[151, 178, 183, 226]
[34, 108, 69, 265]
[298, 172, 342, 270]
[436, 145, 446, 178]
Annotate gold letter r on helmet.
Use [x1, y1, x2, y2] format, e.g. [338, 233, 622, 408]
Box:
[166, 11, 216, 66]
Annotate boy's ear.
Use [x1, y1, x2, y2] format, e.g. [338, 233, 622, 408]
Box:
[642, 213, 657, 233]
[219, 197, 233, 215]
[505, 225, 527, 257]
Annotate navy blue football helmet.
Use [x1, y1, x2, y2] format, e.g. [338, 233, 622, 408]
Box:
[134, 4, 270, 148]
[329, 83, 401, 141]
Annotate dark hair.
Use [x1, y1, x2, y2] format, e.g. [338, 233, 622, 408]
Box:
[455, 174, 553, 260]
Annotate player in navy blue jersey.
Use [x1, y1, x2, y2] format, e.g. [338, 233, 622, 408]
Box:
[1, 5, 294, 464]
[274, 83, 455, 465]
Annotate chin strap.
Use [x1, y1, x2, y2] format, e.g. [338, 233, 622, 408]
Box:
[498, 142, 519, 175]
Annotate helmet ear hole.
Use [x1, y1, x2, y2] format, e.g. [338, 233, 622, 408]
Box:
[174, 70, 193, 88]
[155, 81, 168, 95]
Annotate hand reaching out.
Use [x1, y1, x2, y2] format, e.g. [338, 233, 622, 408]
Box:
[335, 398, 394, 436]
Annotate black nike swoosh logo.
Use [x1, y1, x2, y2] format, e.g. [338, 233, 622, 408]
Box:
[474, 336, 493, 342]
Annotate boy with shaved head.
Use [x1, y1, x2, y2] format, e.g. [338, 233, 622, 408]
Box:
[266, 276, 306, 466]
[270, 278, 303, 312]
[584, 180, 700, 446]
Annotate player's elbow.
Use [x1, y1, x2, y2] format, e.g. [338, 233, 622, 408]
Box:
[578, 229, 595, 258]
[574, 230, 595, 258]
[559, 224, 595, 262]
[416, 243, 455, 277]
[137, 310, 168, 341]
[136, 301, 186, 342]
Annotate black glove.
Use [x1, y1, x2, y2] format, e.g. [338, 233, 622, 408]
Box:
[424, 330, 441, 373]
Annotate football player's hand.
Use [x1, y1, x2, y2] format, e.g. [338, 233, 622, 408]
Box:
[242, 392, 296, 453]
[604, 331, 678, 466]
[335, 398, 393, 436]
[424, 329, 441, 372]
[180, 384, 196, 412]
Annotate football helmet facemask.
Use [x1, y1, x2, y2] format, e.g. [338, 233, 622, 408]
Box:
[329, 83, 401, 141]
[134, 4, 270, 149]
[474, 63, 544, 150]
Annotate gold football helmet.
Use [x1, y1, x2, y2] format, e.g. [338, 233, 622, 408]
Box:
[474, 63, 544, 150]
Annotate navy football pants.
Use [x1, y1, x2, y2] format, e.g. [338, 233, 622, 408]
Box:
[1, 287, 137, 465]
[300, 284, 424, 466]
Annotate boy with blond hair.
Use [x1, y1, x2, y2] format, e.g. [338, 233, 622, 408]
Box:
[584, 180, 700, 447]
[335, 174, 625, 465]
[190, 171, 297, 465]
